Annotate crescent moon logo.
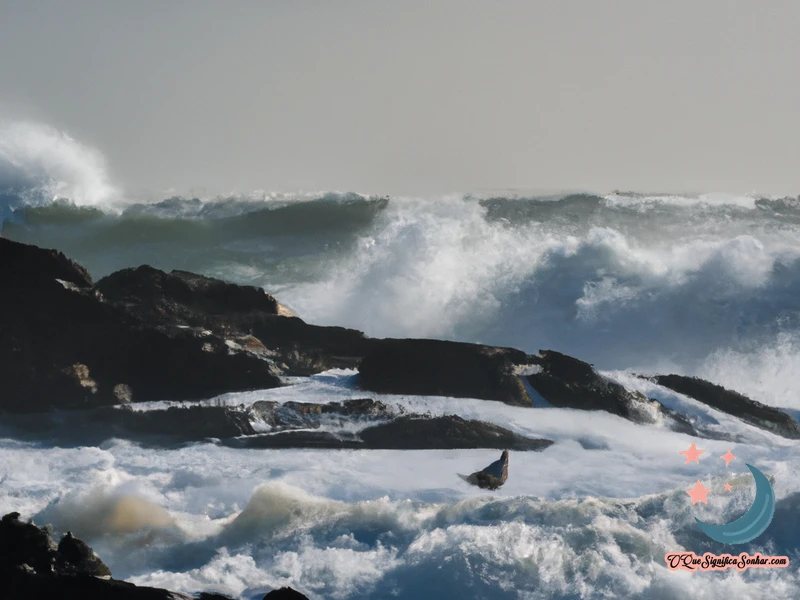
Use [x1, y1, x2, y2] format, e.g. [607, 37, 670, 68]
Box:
[695, 464, 776, 545]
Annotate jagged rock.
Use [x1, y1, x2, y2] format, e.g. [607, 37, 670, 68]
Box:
[1, 512, 233, 599]
[0, 512, 57, 575]
[527, 350, 696, 433]
[56, 532, 111, 577]
[96, 264, 375, 375]
[262, 587, 310, 600]
[358, 338, 534, 405]
[651, 374, 800, 439]
[0, 237, 92, 289]
[95, 266, 281, 327]
[0, 238, 281, 413]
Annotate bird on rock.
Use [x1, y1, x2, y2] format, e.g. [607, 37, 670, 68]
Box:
[459, 450, 509, 490]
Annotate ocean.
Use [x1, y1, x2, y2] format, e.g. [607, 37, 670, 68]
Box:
[1, 122, 799, 599]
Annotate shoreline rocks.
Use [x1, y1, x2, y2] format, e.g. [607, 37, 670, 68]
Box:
[358, 338, 534, 406]
[3, 237, 797, 443]
[0, 512, 310, 600]
[651, 374, 800, 439]
[231, 414, 554, 451]
[526, 350, 696, 434]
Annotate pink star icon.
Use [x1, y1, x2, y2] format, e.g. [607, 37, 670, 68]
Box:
[723, 483, 733, 492]
[679, 443, 705, 464]
[687, 480, 711, 504]
[721, 449, 736, 468]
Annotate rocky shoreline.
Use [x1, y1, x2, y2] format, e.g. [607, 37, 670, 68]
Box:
[2, 236, 799, 598]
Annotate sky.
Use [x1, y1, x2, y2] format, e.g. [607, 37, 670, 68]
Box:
[1, 0, 799, 197]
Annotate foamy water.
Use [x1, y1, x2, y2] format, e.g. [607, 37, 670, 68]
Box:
[1, 372, 799, 599]
[3, 121, 800, 598]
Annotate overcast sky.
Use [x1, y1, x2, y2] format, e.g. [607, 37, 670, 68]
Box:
[1, 1, 799, 197]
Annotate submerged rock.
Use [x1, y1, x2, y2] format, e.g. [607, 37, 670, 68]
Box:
[358, 338, 534, 405]
[651, 374, 800, 439]
[527, 350, 696, 433]
[460, 450, 510, 490]
[232, 414, 553, 451]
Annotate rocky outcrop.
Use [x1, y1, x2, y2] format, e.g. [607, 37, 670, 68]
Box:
[96, 265, 374, 375]
[0, 511, 242, 599]
[233, 414, 554, 450]
[96, 265, 281, 321]
[358, 338, 534, 405]
[0, 238, 282, 413]
[651, 374, 800, 439]
[527, 350, 696, 432]
[262, 588, 310, 600]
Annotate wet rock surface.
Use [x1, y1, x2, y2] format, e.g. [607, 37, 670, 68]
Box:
[231, 414, 554, 451]
[526, 350, 696, 434]
[0, 239, 282, 413]
[358, 338, 534, 405]
[651, 374, 800, 439]
[0, 511, 317, 600]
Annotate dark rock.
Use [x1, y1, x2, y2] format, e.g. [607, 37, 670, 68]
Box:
[97, 265, 375, 375]
[461, 450, 509, 490]
[0, 400, 396, 447]
[232, 414, 553, 450]
[0, 238, 281, 413]
[358, 416, 553, 450]
[263, 587, 310, 600]
[358, 338, 534, 405]
[95, 266, 280, 326]
[651, 374, 800, 439]
[4, 570, 191, 600]
[56, 532, 111, 577]
[0, 236, 92, 289]
[94, 405, 257, 440]
[1, 512, 233, 599]
[0, 512, 57, 575]
[527, 350, 696, 433]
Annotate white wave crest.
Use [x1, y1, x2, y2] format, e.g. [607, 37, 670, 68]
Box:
[0, 121, 119, 221]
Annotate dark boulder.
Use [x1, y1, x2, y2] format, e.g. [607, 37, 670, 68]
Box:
[651, 374, 800, 439]
[263, 587, 310, 600]
[527, 350, 696, 432]
[358, 416, 553, 450]
[358, 338, 534, 405]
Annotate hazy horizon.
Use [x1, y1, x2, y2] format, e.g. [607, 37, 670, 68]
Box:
[2, 0, 800, 197]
